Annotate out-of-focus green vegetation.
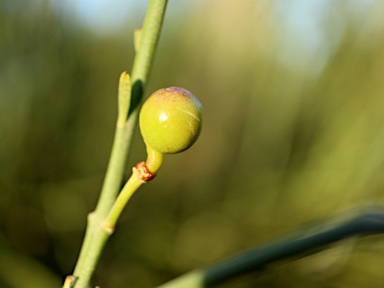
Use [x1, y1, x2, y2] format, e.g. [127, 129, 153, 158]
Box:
[1, 1, 384, 287]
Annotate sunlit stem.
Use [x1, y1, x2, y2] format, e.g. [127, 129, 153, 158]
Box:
[66, 0, 168, 287]
[103, 169, 144, 232]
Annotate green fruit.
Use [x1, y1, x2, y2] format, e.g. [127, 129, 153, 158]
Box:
[139, 87, 203, 154]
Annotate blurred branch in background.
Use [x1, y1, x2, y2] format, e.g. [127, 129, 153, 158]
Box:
[1, 0, 384, 287]
[158, 207, 384, 287]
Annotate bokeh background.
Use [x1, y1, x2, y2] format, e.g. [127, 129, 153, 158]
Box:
[2, 0, 384, 287]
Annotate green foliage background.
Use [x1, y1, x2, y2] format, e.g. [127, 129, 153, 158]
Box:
[1, 1, 384, 287]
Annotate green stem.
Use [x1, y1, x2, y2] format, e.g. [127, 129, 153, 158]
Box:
[157, 210, 384, 288]
[103, 169, 144, 231]
[130, 0, 168, 113]
[68, 1, 168, 287]
[156, 271, 203, 288]
[96, 0, 168, 222]
[72, 125, 130, 287]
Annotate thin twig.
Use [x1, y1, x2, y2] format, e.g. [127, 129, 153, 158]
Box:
[67, 1, 168, 287]
[158, 208, 384, 287]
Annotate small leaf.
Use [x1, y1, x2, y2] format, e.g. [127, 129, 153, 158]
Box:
[117, 71, 131, 126]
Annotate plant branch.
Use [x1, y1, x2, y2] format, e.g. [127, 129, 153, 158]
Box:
[95, 0, 168, 222]
[67, 1, 168, 287]
[157, 209, 384, 288]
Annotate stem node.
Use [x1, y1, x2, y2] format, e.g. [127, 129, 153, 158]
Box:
[134, 161, 156, 182]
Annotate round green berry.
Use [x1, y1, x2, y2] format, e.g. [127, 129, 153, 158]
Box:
[139, 87, 203, 154]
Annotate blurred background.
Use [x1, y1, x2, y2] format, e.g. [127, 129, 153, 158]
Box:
[1, 0, 384, 287]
